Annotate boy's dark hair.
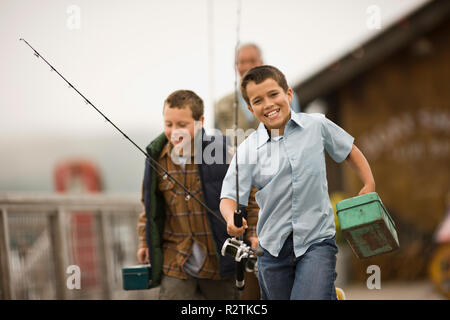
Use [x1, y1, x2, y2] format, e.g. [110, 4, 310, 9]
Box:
[240, 65, 289, 106]
[164, 90, 204, 120]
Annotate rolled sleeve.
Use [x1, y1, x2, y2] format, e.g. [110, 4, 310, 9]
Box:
[245, 186, 259, 239]
[321, 116, 354, 163]
[137, 180, 148, 248]
[137, 211, 148, 248]
[220, 143, 254, 206]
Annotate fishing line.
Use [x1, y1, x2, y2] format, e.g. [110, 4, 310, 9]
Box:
[19, 38, 226, 226]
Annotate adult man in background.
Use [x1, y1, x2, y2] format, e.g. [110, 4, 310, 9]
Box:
[215, 43, 301, 135]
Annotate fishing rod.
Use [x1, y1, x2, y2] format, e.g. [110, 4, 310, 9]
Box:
[19, 38, 227, 226]
[232, 0, 246, 291]
[233, 0, 245, 290]
[233, 1, 242, 238]
[218, 0, 261, 290]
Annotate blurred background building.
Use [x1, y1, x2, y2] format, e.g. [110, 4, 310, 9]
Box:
[296, 0, 450, 298]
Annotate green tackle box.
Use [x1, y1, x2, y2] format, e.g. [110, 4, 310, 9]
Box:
[336, 192, 399, 259]
[122, 264, 152, 290]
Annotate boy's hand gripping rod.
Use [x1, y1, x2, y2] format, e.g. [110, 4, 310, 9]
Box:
[18, 38, 227, 227]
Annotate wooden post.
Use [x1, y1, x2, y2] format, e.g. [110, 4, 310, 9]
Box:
[96, 211, 114, 299]
[0, 208, 13, 300]
[49, 208, 70, 299]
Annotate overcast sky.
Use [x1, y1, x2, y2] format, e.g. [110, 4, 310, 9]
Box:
[0, 0, 431, 193]
[0, 0, 430, 137]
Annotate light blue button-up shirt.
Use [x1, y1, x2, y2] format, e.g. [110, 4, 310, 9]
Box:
[220, 111, 354, 257]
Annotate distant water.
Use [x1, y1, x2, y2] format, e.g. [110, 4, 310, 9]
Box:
[0, 130, 159, 194]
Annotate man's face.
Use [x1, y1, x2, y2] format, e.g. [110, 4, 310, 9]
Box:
[237, 46, 263, 78]
[246, 78, 293, 135]
[163, 105, 203, 148]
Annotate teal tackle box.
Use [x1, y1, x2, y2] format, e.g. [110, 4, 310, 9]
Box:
[122, 264, 152, 290]
[336, 192, 399, 259]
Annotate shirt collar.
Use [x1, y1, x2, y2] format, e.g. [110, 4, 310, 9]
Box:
[255, 110, 304, 149]
[256, 122, 270, 149]
[158, 141, 172, 160]
[159, 142, 197, 161]
[290, 110, 305, 128]
[159, 129, 205, 160]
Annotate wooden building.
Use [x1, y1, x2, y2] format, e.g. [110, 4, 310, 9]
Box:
[294, 1, 450, 281]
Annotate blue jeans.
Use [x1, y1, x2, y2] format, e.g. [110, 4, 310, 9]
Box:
[257, 233, 338, 300]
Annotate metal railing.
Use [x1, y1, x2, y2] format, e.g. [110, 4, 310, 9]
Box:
[0, 193, 157, 300]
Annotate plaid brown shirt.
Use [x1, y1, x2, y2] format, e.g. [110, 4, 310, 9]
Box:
[138, 141, 259, 280]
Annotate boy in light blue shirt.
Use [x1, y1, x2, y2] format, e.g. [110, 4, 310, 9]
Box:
[220, 65, 376, 300]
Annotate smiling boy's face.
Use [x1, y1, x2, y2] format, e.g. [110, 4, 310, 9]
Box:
[163, 104, 203, 148]
[246, 78, 293, 135]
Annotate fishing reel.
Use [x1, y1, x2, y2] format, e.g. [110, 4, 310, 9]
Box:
[221, 237, 263, 274]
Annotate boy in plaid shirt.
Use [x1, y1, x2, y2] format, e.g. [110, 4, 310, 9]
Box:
[137, 90, 259, 299]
